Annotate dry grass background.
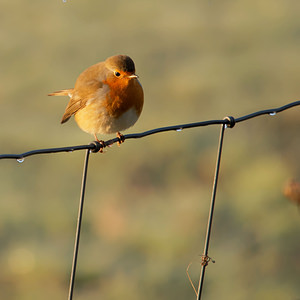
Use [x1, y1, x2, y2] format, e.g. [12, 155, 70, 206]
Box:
[0, 0, 300, 299]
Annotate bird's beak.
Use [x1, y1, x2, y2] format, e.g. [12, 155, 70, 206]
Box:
[128, 74, 139, 79]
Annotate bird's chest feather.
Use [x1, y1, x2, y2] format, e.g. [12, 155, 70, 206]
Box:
[103, 78, 143, 118]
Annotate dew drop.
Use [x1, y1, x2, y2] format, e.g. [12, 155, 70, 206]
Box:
[176, 128, 183, 132]
[269, 112, 276, 116]
[17, 158, 24, 163]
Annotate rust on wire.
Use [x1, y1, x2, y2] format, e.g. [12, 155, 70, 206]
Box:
[186, 256, 215, 297]
[200, 255, 215, 267]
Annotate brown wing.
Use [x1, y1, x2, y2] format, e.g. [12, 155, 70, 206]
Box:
[59, 62, 106, 124]
[61, 84, 105, 124]
[61, 95, 87, 123]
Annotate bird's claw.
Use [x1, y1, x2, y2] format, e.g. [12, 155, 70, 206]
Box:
[93, 134, 106, 153]
[117, 132, 125, 146]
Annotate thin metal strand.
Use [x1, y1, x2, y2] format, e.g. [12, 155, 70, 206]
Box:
[197, 124, 226, 300]
[0, 100, 299, 160]
[68, 149, 90, 300]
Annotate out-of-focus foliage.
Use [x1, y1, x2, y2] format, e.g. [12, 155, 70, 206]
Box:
[0, 1, 299, 299]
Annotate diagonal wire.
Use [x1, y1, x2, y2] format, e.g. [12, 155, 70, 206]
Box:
[68, 149, 90, 300]
[197, 123, 226, 300]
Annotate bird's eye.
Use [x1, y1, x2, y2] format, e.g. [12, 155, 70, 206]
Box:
[114, 71, 121, 77]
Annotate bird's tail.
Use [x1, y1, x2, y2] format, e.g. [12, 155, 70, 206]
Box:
[48, 89, 73, 97]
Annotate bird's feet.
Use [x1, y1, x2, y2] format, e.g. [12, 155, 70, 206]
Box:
[94, 134, 105, 153]
[117, 132, 125, 146]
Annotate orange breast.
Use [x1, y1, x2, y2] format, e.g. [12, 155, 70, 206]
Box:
[103, 76, 144, 118]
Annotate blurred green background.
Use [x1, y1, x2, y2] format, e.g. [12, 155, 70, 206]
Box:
[0, 0, 300, 299]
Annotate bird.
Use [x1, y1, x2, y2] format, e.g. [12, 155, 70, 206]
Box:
[48, 55, 144, 150]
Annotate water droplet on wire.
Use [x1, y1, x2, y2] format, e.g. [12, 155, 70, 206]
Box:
[17, 158, 24, 163]
[176, 128, 183, 132]
[269, 112, 276, 116]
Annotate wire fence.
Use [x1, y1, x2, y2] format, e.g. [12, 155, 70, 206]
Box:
[1, 100, 300, 300]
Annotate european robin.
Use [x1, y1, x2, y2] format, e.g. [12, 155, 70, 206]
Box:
[48, 55, 144, 146]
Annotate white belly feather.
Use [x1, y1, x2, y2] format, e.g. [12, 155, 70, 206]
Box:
[75, 105, 139, 135]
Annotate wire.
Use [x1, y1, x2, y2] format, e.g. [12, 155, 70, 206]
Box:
[0, 100, 299, 160]
[1, 100, 299, 300]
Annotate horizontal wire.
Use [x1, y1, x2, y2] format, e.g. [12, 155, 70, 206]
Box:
[0, 100, 299, 160]
[235, 100, 300, 123]
[0, 144, 95, 159]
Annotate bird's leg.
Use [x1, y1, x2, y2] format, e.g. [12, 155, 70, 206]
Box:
[116, 132, 125, 146]
[94, 134, 105, 153]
